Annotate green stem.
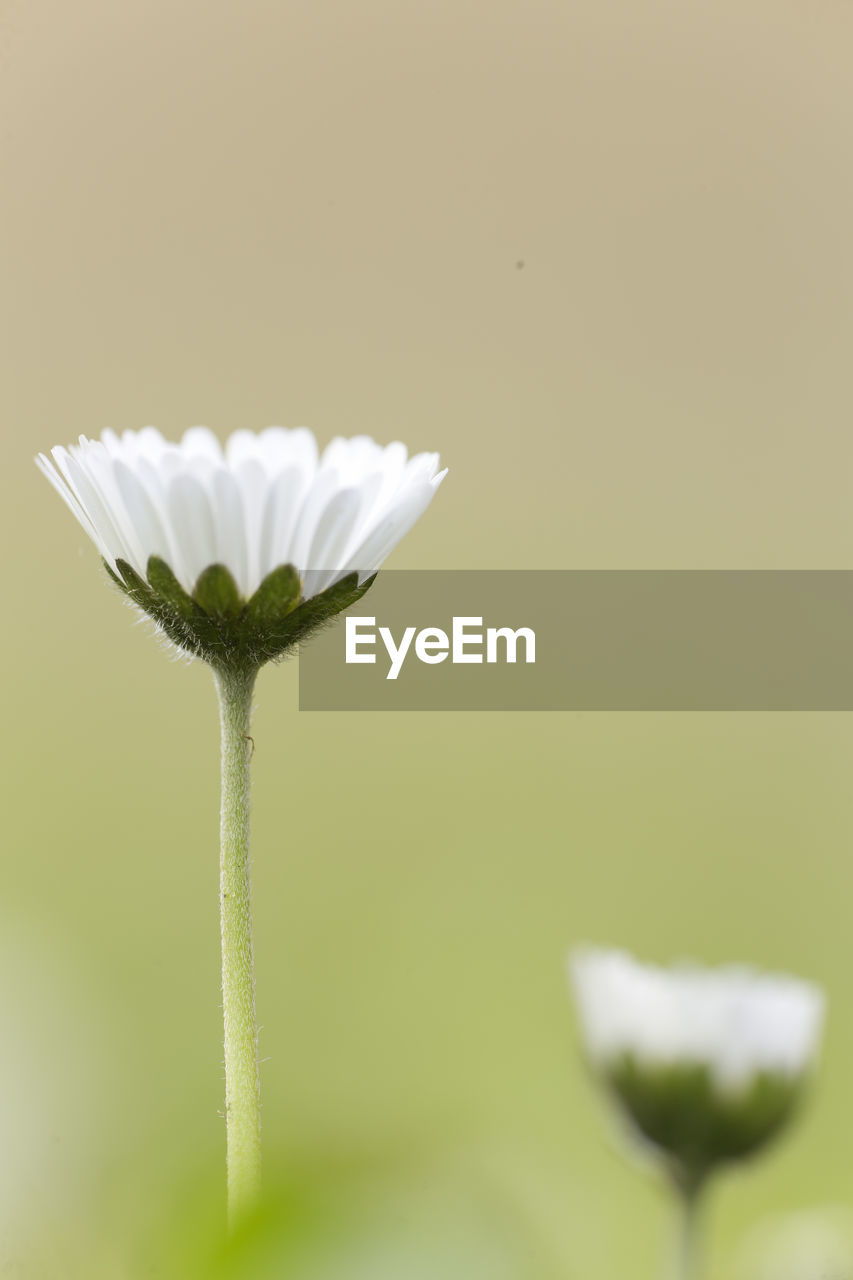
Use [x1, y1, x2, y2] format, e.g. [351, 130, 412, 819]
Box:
[674, 1181, 703, 1280]
[215, 664, 261, 1227]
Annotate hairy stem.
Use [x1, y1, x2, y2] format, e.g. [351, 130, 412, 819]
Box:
[215, 665, 261, 1227]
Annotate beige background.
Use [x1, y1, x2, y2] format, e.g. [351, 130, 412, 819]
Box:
[2, 2, 853, 1276]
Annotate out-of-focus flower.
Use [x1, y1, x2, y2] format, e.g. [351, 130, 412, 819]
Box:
[569, 948, 825, 1192]
[36, 426, 446, 667]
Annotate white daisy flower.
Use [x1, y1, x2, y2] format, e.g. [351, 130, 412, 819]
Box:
[569, 948, 825, 1189]
[37, 425, 446, 601]
[36, 423, 448, 1228]
[571, 948, 824, 1091]
[36, 422, 448, 1226]
[36, 425, 447, 667]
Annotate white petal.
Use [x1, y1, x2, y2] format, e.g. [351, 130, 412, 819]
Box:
[301, 487, 366, 599]
[403, 451, 441, 482]
[57, 449, 140, 571]
[342, 481, 439, 583]
[320, 435, 389, 484]
[100, 429, 124, 458]
[332, 469, 387, 550]
[569, 948, 825, 1091]
[257, 465, 311, 584]
[181, 426, 224, 462]
[288, 468, 341, 574]
[72, 441, 149, 570]
[211, 468, 251, 597]
[36, 454, 103, 554]
[36, 425, 445, 618]
[165, 473, 219, 591]
[112, 460, 174, 571]
[128, 427, 170, 463]
[225, 430, 263, 469]
[257, 426, 319, 477]
[231, 458, 271, 594]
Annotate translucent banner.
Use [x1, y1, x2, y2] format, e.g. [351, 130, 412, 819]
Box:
[297, 571, 853, 711]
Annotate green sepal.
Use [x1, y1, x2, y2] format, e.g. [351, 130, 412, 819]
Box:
[243, 564, 301, 629]
[115, 558, 152, 599]
[112, 558, 216, 660]
[147, 556, 198, 619]
[239, 571, 377, 667]
[275, 573, 376, 645]
[104, 557, 377, 673]
[104, 561, 126, 591]
[288, 572, 377, 635]
[604, 1053, 805, 1190]
[114, 558, 165, 620]
[193, 564, 242, 620]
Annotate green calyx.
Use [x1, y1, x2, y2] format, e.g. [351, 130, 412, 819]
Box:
[603, 1054, 805, 1192]
[105, 555, 376, 673]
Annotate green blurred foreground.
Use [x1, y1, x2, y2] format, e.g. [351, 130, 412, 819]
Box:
[4, 593, 851, 1275]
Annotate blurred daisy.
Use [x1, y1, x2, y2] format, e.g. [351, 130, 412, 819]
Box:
[37, 426, 446, 666]
[569, 948, 825, 1279]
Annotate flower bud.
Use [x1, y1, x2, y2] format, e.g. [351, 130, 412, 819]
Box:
[570, 948, 825, 1191]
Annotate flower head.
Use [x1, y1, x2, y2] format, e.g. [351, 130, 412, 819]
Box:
[37, 426, 446, 669]
[570, 948, 825, 1190]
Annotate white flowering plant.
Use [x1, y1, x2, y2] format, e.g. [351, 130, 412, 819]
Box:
[38, 427, 446, 671]
[37, 425, 446, 1227]
[570, 948, 825, 1280]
